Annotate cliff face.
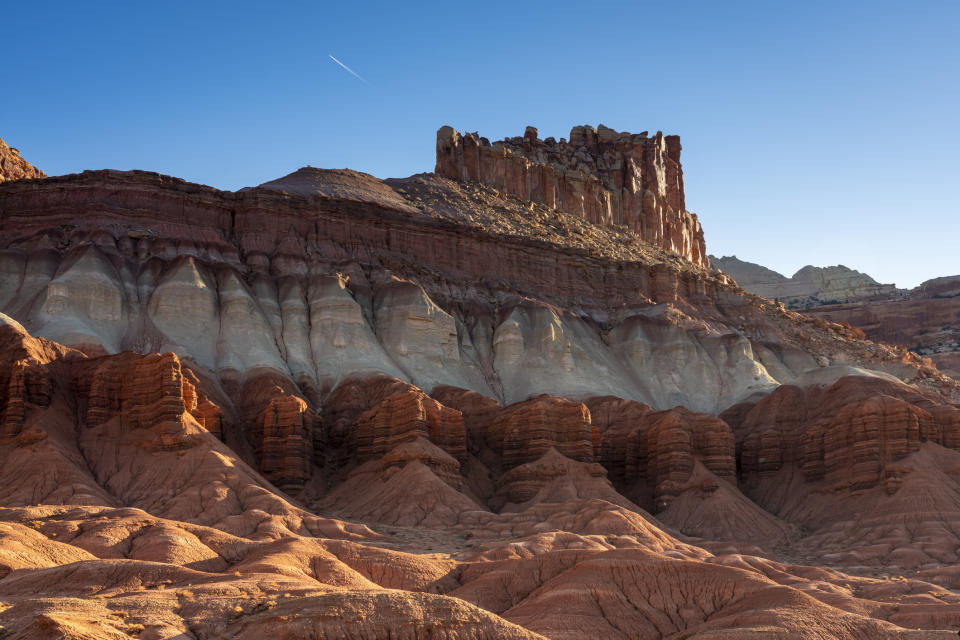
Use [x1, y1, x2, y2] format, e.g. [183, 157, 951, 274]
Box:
[1, 168, 939, 418]
[436, 125, 708, 267]
[724, 374, 960, 568]
[0, 138, 45, 183]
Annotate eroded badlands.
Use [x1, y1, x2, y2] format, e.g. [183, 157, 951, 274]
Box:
[0, 129, 958, 638]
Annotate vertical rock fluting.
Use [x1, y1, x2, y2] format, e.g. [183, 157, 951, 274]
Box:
[436, 124, 708, 267]
[84, 353, 189, 431]
[642, 409, 736, 509]
[77, 351, 228, 452]
[237, 371, 318, 493]
[0, 360, 50, 437]
[585, 396, 655, 486]
[322, 375, 416, 463]
[430, 385, 503, 453]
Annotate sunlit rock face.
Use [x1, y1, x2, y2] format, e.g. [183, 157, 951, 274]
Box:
[0, 137, 45, 184]
[436, 125, 708, 267]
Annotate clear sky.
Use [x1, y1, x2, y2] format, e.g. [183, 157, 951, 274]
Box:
[4, 1, 957, 288]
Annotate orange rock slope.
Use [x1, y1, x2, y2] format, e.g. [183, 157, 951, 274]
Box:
[3, 316, 960, 638]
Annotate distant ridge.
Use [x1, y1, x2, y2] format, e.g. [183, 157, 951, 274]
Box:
[710, 254, 899, 308]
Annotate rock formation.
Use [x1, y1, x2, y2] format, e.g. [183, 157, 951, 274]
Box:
[0, 138, 45, 183]
[2, 126, 960, 638]
[352, 387, 467, 465]
[487, 395, 595, 470]
[587, 399, 736, 510]
[725, 374, 960, 568]
[436, 125, 708, 267]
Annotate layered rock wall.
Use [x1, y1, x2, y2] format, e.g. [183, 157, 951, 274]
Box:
[486, 395, 595, 470]
[353, 389, 466, 464]
[436, 125, 708, 267]
[588, 400, 737, 511]
[254, 395, 315, 491]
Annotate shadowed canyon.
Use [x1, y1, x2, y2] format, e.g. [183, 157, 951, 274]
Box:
[0, 127, 959, 639]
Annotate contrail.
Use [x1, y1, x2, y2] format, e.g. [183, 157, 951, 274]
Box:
[329, 55, 368, 84]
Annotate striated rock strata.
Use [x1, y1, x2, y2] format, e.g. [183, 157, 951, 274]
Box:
[725, 374, 960, 567]
[487, 395, 595, 470]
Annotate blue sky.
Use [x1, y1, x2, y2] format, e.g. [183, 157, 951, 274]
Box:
[4, 1, 957, 287]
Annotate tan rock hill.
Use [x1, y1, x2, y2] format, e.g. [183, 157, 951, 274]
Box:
[711, 254, 899, 307]
[0, 137, 45, 183]
[3, 126, 960, 637]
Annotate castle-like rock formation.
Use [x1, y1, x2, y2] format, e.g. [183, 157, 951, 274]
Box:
[436, 125, 708, 267]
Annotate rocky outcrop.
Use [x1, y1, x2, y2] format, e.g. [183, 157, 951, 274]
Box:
[584, 396, 655, 487]
[587, 398, 736, 512]
[487, 395, 596, 470]
[804, 280, 960, 379]
[722, 374, 960, 566]
[79, 352, 225, 444]
[322, 375, 426, 468]
[0, 167, 946, 418]
[641, 408, 736, 510]
[254, 395, 315, 492]
[353, 389, 466, 465]
[0, 138, 45, 184]
[710, 255, 960, 379]
[430, 385, 502, 452]
[436, 125, 708, 267]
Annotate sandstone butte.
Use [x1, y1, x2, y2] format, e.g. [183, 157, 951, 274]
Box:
[0, 129, 959, 639]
